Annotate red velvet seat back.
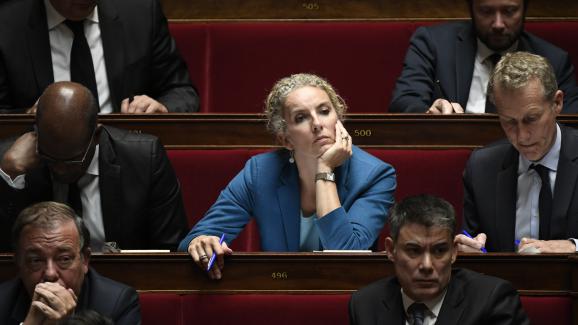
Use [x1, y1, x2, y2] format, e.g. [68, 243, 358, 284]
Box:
[168, 23, 208, 112]
[168, 149, 266, 251]
[168, 21, 578, 113]
[526, 21, 578, 80]
[180, 294, 350, 325]
[140, 293, 182, 325]
[367, 149, 471, 250]
[140, 293, 572, 325]
[520, 296, 572, 325]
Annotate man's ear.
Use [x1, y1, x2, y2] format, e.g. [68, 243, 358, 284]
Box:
[82, 247, 91, 274]
[385, 237, 395, 261]
[553, 90, 564, 115]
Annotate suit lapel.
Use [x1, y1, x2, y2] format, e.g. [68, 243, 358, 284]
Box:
[26, 0, 54, 95]
[495, 147, 518, 251]
[277, 162, 300, 251]
[552, 126, 578, 238]
[436, 272, 466, 323]
[97, 0, 125, 112]
[379, 279, 405, 325]
[10, 281, 31, 324]
[455, 23, 477, 106]
[97, 128, 123, 242]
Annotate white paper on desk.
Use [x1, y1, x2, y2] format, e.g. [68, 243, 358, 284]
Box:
[314, 250, 372, 253]
[120, 249, 171, 253]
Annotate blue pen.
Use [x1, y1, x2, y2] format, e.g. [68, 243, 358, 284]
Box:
[207, 233, 226, 271]
[462, 230, 487, 253]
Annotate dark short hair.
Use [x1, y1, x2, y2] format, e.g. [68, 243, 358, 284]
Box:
[388, 194, 456, 243]
[12, 201, 90, 253]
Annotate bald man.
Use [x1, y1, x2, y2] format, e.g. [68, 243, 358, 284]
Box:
[0, 81, 188, 252]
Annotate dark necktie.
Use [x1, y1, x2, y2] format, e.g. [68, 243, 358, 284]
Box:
[485, 53, 502, 113]
[530, 164, 552, 240]
[68, 182, 83, 218]
[408, 303, 426, 325]
[64, 20, 99, 103]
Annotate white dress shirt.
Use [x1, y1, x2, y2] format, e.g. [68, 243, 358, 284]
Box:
[515, 124, 577, 251]
[516, 124, 560, 241]
[401, 288, 447, 325]
[465, 39, 517, 113]
[44, 0, 112, 113]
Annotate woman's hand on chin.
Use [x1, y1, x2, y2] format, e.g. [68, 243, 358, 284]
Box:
[317, 120, 352, 171]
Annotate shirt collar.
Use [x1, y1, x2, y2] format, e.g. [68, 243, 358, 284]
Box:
[401, 287, 448, 320]
[476, 38, 519, 63]
[44, 0, 99, 30]
[86, 144, 100, 177]
[518, 123, 561, 174]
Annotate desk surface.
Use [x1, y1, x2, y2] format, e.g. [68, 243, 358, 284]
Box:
[0, 113, 540, 149]
[1, 253, 575, 295]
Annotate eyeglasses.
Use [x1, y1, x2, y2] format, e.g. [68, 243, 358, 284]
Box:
[35, 126, 96, 166]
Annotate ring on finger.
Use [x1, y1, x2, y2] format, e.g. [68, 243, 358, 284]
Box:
[199, 254, 208, 260]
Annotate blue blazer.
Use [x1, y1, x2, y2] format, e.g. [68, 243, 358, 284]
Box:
[179, 146, 396, 251]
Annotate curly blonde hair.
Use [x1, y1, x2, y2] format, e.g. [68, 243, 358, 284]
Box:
[265, 73, 347, 134]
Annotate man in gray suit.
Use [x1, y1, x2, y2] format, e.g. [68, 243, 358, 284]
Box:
[459, 51, 578, 253]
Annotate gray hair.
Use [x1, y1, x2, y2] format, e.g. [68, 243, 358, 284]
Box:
[389, 194, 456, 243]
[12, 201, 90, 254]
[264, 73, 347, 135]
[488, 51, 558, 106]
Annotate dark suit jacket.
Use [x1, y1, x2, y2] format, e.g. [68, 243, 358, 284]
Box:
[389, 21, 578, 113]
[349, 268, 529, 325]
[0, 125, 188, 251]
[0, 0, 198, 113]
[463, 125, 578, 252]
[0, 268, 141, 325]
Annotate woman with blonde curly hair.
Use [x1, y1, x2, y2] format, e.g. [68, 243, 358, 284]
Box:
[179, 74, 396, 279]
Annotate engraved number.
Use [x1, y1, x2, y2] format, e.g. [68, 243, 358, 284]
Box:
[354, 129, 372, 137]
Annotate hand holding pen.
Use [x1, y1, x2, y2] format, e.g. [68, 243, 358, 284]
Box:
[187, 233, 233, 280]
[427, 80, 465, 114]
[455, 230, 487, 253]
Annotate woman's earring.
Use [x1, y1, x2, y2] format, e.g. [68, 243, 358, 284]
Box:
[289, 150, 295, 163]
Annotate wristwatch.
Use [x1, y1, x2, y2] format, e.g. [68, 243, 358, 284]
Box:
[315, 172, 336, 182]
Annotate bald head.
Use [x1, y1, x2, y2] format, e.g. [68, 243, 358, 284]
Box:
[35, 82, 99, 184]
[37, 82, 98, 136]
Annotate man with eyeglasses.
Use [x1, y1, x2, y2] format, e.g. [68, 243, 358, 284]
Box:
[0, 201, 140, 325]
[0, 81, 188, 252]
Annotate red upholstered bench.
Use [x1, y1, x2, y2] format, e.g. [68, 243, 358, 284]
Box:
[520, 296, 572, 325]
[139, 293, 571, 325]
[140, 293, 350, 325]
[168, 148, 471, 252]
[168, 21, 578, 113]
